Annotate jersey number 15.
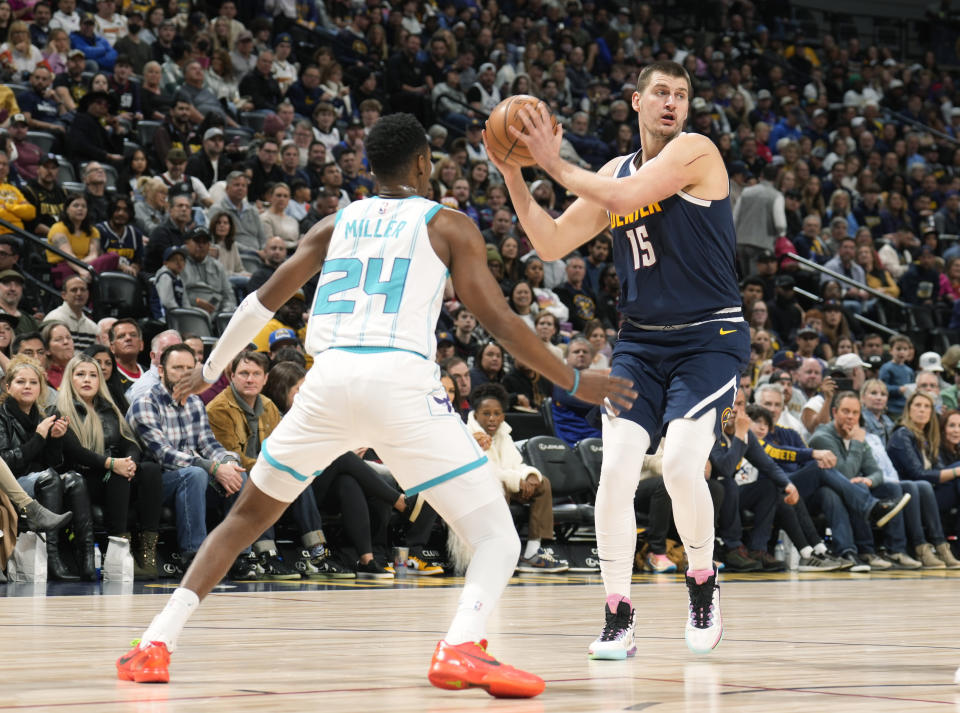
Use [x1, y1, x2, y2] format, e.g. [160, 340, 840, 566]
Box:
[626, 225, 657, 270]
[313, 257, 411, 315]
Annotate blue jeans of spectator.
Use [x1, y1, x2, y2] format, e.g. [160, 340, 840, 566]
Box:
[789, 464, 877, 519]
[897, 479, 945, 546]
[16, 471, 45, 498]
[716, 477, 778, 551]
[850, 481, 907, 553]
[286, 486, 324, 535]
[807, 485, 857, 555]
[162, 466, 209, 554]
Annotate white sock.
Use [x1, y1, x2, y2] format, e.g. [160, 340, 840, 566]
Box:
[662, 413, 718, 573]
[523, 539, 540, 559]
[440, 498, 519, 645]
[140, 587, 200, 652]
[800, 545, 813, 559]
[596, 416, 649, 599]
[813, 542, 828, 556]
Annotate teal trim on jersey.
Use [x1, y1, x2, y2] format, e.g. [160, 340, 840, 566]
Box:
[261, 440, 324, 482]
[404, 455, 489, 496]
[389, 209, 423, 346]
[331, 345, 428, 358]
[334, 209, 343, 226]
[425, 204, 442, 223]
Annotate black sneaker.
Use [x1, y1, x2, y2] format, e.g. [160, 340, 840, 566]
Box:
[159, 551, 194, 579]
[257, 550, 302, 580]
[723, 545, 762, 572]
[355, 558, 394, 579]
[868, 493, 911, 528]
[229, 552, 260, 580]
[297, 546, 356, 579]
[748, 549, 786, 572]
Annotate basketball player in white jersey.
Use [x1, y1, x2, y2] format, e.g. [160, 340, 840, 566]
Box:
[116, 113, 637, 697]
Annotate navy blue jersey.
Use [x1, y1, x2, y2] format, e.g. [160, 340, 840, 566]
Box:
[609, 148, 742, 325]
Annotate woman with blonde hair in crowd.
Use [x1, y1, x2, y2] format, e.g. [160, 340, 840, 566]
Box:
[134, 178, 169, 235]
[801, 174, 826, 219]
[56, 354, 165, 578]
[205, 49, 242, 105]
[0, 356, 94, 580]
[0, 20, 42, 76]
[431, 157, 461, 196]
[886, 392, 960, 568]
[855, 243, 900, 299]
[42, 27, 68, 74]
[826, 189, 858, 237]
[259, 182, 299, 251]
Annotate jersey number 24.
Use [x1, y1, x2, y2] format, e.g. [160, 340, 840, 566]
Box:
[626, 226, 657, 269]
[313, 257, 411, 315]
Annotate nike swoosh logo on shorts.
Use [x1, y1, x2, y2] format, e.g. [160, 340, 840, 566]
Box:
[719, 328, 737, 335]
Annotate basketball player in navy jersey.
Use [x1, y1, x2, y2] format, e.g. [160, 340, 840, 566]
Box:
[486, 60, 749, 658]
[115, 113, 636, 696]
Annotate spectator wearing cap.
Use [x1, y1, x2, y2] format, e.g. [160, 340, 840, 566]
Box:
[749, 88, 776, 127]
[70, 13, 117, 70]
[239, 49, 282, 111]
[22, 153, 64, 238]
[96, 194, 143, 276]
[149, 244, 186, 319]
[734, 163, 787, 276]
[52, 47, 89, 112]
[935, 190, 960, 238]
[769, 275, 804, 341]
[50, 0, 81, 34]
[267, 327, 300, 356]
[180, 226, 235, 315]
[227, 26, 256, 73]
[435, 330, 455, 363]
[769, 106, 805, 153]
[145, 193, 194, 273]
[270, 33, 297, 94]
[0, 152, 35, 237]
[114, 10, 150, 73]
[432, 66, 473, 130]
[689, 97, 718, 141]
[899, 245, 941, 306]
[186, 127, 232, 189]
[0, 269, 38, 334]
[162, 147, 212, 211]
[208, 170, 267, 262]
[7, 114, 40, 183]
[467, 61, 502, 115]
[151, 18, 183, 66]
[18, 65, 68, 135]
[66, 91, 124, 166]
[80, 161, 110, 224]
[751, 251, 779, 300]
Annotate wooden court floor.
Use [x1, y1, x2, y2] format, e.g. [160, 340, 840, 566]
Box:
[3, 571, 960, 713]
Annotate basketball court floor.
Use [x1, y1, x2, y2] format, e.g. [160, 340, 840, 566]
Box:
[3, 569, 959, 712]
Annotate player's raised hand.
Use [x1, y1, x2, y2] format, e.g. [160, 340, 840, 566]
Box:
[574, 369, 637, 415]
[172, 364, 211, 405]
[510, 102, 563, 168]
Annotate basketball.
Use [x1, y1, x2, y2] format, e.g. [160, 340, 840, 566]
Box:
[484, 94, 558, 168]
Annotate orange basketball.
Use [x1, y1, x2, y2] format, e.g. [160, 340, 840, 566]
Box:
[484, 94, 558, 168]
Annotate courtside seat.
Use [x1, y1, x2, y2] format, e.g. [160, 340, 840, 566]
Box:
[521, 436, 595, 538]
[574, 438, 603, 492]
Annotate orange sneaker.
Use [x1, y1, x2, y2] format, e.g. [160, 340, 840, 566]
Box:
[427, 639, 545, 698]
[116, 640, 171, 683]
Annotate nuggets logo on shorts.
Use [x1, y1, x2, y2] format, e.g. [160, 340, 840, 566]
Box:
[720, 407, 733, 429]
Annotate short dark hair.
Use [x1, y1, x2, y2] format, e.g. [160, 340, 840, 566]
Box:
[159, 342, 196, 368]
[0, 236, 20, 255]
[12, 331, 43, 354]
[231, 349, 269, 373]
[470, 382, 509, 411]
[441, 355, 467, 372]
[365, 113, 429, 181]
[635, 60, 692, 96]
[271, 346, 306, 368]
[109, 317, 141, 342]
[745, 404, 774, 429]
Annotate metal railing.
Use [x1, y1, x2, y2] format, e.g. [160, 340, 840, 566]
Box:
[0, 217, 96, 314]
[793, 285, 902, 337]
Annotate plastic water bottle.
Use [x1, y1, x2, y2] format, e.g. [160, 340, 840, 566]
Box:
[773, 538, 785, 564]
[94, 543, 102, 580]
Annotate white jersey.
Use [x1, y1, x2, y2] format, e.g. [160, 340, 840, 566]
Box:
[305, 196, 447, 359]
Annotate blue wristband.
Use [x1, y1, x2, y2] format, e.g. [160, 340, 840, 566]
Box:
[566, 369, 580, 396]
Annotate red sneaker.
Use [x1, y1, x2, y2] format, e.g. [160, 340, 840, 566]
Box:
[428, 639, 545, 698]
[116, 640, 170, 683]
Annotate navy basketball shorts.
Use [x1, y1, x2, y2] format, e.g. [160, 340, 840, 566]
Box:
[609, 320, 751, 451]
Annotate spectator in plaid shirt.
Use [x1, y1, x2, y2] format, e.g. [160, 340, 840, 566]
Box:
[126, 343, 246, 567]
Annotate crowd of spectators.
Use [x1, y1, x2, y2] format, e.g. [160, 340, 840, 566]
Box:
[1, 0, 960, 580]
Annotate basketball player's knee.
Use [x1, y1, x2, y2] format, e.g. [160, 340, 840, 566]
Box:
[500, 527, 521, 563]
[660, 448, 701, 491]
